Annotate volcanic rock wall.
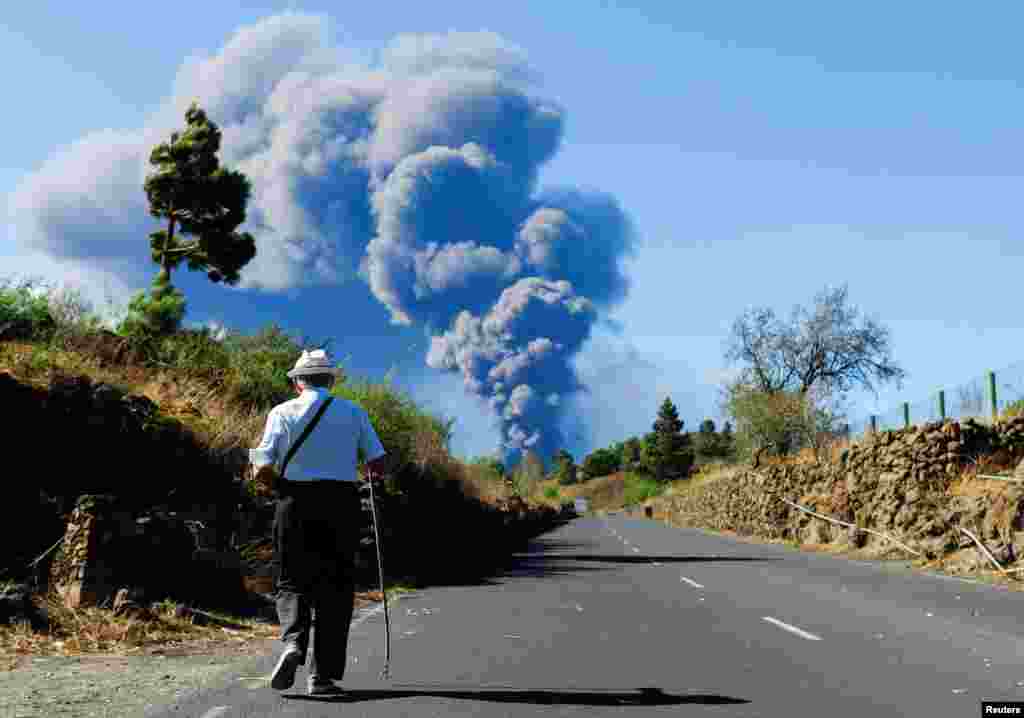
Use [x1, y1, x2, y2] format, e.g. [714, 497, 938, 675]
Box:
[49, 494, 248, 610]
[657, 417, 1024, 563]
[0, 369, 245, 589]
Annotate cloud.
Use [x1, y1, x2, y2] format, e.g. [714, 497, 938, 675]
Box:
[6, 13, 636, 461]
[9, 130, 150, 273]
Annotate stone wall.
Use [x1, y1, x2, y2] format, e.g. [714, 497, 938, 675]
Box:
[0, 369, 248, 587]
[655, 416, 1024, 563]
[0, 370, 244, 515]
[49, 494, 247, 610]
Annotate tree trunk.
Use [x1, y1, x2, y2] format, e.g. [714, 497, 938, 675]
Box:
[156, 213, 177, 286]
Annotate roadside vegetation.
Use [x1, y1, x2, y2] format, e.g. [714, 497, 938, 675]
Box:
[0, 584, 276, 670]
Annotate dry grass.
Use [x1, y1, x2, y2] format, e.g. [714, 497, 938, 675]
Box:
[0, 597, 278, 670]
[529, 464, 750, 516]
[0, 585, 414, 670]
[664, 463, 743, 497]
[0, 340, 267, 455]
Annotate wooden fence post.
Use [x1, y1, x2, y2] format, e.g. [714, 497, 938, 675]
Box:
[989, 370, 998, 422]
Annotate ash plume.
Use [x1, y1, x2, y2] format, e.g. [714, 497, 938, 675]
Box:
[8, 13, 636, 460]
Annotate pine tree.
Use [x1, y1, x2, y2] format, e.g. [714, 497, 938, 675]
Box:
[720, 421, 735, 460]
[694, 418, 718, 461]
[122, 103, 256, 336]
[650, 397, 693, 482]
[622, 437, 642, 471]
[555, 450, 578, 485]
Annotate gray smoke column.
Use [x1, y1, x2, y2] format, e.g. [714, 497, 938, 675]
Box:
[426, 278, 597, 457]
[8, 13, 636, 461]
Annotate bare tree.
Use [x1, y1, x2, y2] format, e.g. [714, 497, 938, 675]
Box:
[724, 284, 905, 398]
[722, 285, 901, 460]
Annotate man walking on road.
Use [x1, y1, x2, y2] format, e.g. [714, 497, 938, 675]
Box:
[249, 349, 388, 696]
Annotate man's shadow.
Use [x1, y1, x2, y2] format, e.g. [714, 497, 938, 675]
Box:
[283, 685, 749, 707]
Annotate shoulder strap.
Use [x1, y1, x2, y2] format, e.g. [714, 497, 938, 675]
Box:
[280, 397, 334, 479]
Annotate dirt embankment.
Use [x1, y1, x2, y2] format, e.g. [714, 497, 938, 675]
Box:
[645, 417, 1024, 576]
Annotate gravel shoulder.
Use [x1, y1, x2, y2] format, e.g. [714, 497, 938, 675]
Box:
[0, 636, 278, 718]
[0, 595, 385, 718]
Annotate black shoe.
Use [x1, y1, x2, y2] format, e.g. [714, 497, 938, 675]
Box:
[308, 678, 346, 696]
[270, 647, 302, 690]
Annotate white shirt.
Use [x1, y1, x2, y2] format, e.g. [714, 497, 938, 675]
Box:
[249, 388, 386, 482]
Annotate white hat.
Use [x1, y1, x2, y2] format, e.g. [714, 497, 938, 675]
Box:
[286, 349, 344, 379]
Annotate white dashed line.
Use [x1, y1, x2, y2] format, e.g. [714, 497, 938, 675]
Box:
[652, 562, 662, 566]
[631, 546, 640, 553]
[679, 576, 704, 589]
[762, 617, 822, 641]
[200, 708, 230, 718]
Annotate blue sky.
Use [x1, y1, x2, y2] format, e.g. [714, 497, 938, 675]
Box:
[3, 1, 1024, 461]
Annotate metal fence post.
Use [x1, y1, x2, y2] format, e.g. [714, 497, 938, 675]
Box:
[870, 415, 877, 434]
[989, 370, 998, 422]
[903, 402, 910, 429]
[938, 390, 946, 421]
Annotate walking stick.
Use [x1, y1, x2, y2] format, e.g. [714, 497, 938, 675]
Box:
[366, 470, 391, 680]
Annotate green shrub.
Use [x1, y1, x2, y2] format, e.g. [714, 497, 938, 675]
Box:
[44, 285, 108, 346]
[552, 450, 578, 485]
[509, 451, 545, 498]
[336, 376, 453, 489]
[543, 486, 560, 500]
[0, 277, 55, 338]
[582, 447, 621, 478]
[622, 473, 664, 506]
[469, 456, 505, 482]
[118, 276, 187, 339]
[221, 325, 307, 411]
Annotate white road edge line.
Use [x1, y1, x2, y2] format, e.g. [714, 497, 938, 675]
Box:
[351, 601, 387, 629]
[680, 576, 704, 589]
[200, 708, 230, 718]
[762, 616, 822, 641]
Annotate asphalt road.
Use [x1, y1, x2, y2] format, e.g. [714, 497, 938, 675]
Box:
[151, 515, 1024, 717]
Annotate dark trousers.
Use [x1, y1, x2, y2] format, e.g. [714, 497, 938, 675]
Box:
[274, 480, 363, 681]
